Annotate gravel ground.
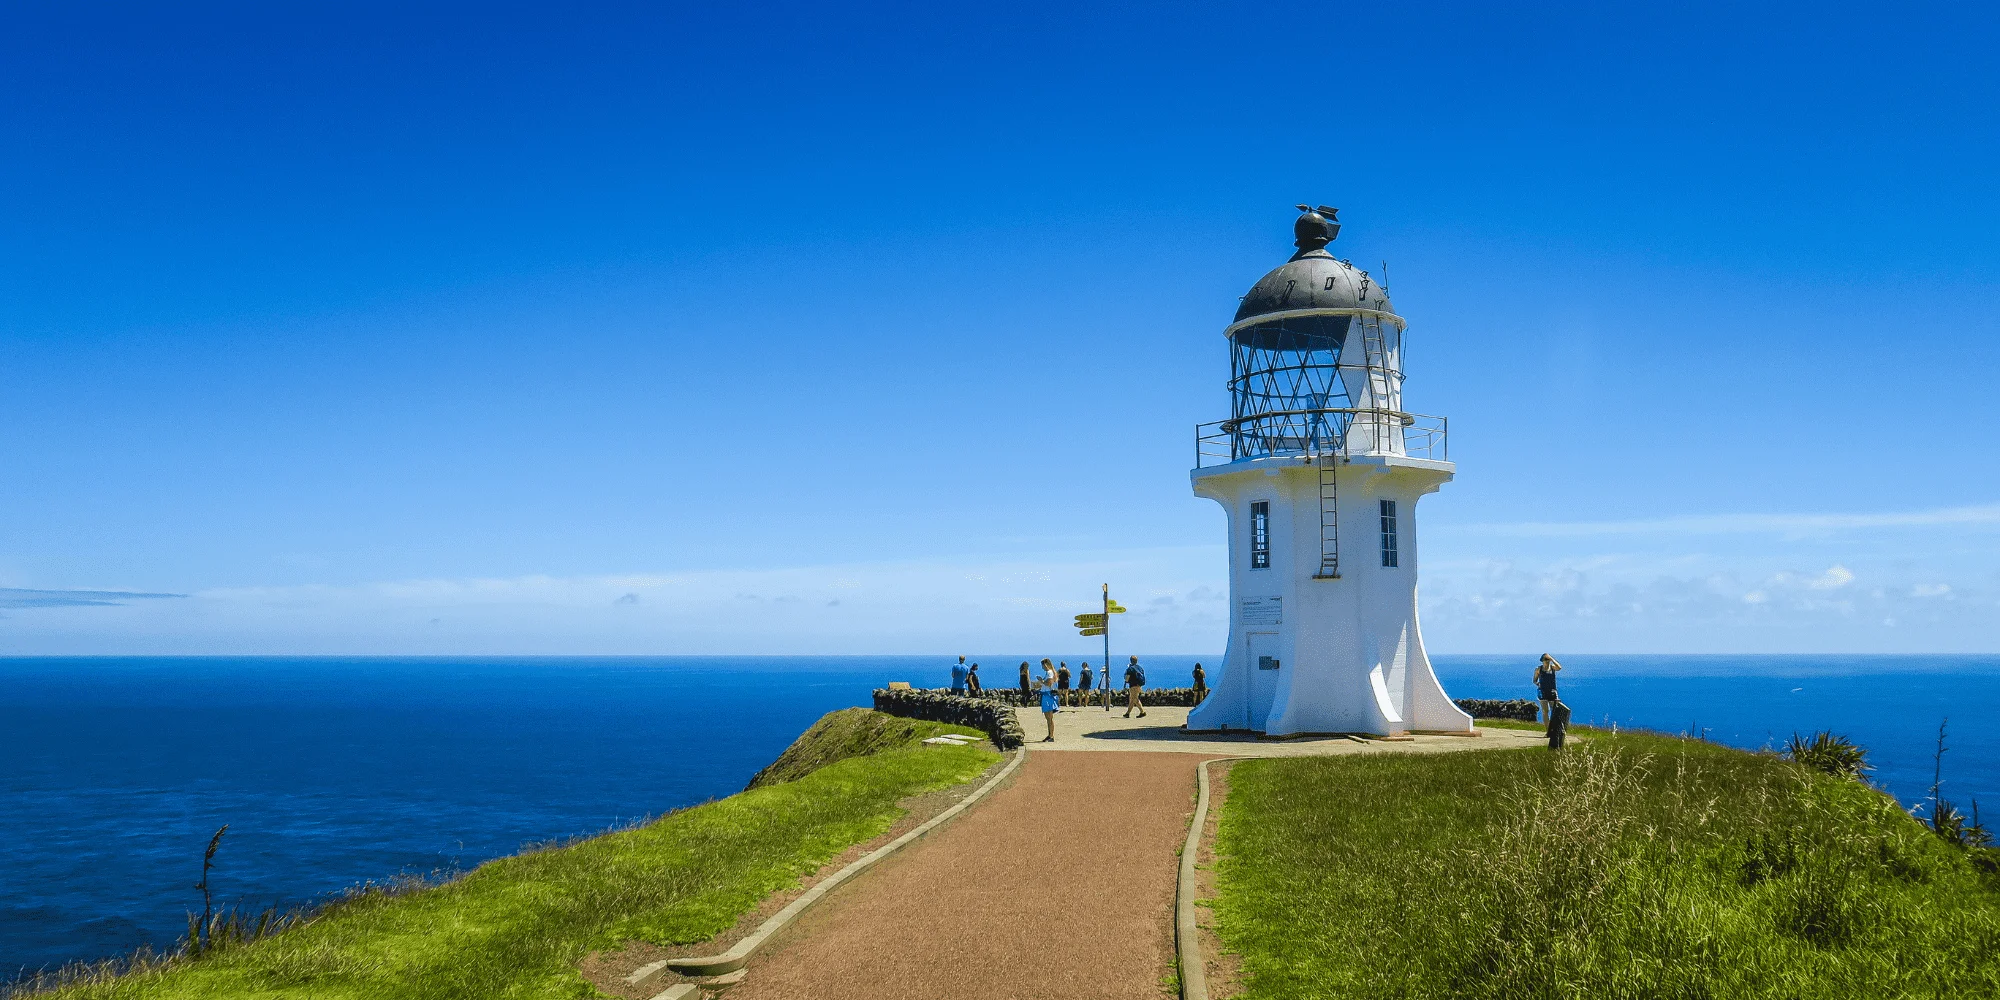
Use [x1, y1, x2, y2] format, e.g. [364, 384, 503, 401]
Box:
[1016, 705, 1548, 755]
[728, 750, 1207, 1000]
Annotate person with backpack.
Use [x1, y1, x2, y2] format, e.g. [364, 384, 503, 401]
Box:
[1078, 661, 1094, 705]
[1122, 655, 1147, 718]
[1192, 662, 1207, 704]
[1546, 699, 1572, 750]
[1037, 673, 1059, 742]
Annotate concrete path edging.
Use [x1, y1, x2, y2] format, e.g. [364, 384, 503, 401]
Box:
[666, 747, 1027, 978]
[1176, 756, 1251, 1000]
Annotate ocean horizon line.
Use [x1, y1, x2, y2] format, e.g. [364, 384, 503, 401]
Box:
[4, 652, 1998, 660]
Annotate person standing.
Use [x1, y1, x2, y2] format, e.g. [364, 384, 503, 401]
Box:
[1079, 661, 1094, 704]
[966, 662, 981, 693]
[1056, 661, 1072, 707]
[950, 655, 968, 695]
[1019, 661, 1032, 703]
[1532, 654, 1563, 724]
[1123, 655, 1147, 718]
[1038, 674, 1059, 742]
[1102, 660, 1115, 711]
[1192, 662, 1207, 704]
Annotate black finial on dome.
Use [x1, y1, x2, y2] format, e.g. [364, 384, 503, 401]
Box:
[1292, 204, 1341, 256]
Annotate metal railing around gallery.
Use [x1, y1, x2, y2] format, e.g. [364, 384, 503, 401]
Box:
[1194, 407, 1447, 468]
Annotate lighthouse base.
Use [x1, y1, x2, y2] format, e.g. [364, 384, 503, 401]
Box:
[1184, 455, 1474, 739]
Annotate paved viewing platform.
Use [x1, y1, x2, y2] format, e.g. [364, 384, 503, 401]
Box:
[1013, 703, 1547, 755]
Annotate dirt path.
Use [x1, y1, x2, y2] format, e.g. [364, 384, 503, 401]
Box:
[728, 750, 1208, 1000]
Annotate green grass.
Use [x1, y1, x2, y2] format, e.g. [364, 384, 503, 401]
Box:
[1212, 731, 2000, 999]
[28, 712, 998, 1000]
[746, 707, 985, 788]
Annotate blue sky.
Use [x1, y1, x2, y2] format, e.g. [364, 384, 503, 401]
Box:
[2, 2, 1996, 654]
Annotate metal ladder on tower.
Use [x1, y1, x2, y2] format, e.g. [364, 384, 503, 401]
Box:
[1313, 452, 1340, 579]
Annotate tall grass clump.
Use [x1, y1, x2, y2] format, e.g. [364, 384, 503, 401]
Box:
[1213, 730, 2000, 1000]
[1784, 730, 1869, 779]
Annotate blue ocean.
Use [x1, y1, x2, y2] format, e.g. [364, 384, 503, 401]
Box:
[3, 654, 1995, 976]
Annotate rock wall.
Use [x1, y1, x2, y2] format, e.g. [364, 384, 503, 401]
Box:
[871, 689, 1027, 751]
[1452, 698, 1540, 722]
[878, 687, 1539, 735]
[947, 686, 1210, 708]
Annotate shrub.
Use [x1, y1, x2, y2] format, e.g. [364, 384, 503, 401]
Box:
[1931, 799, 1994, 850]
[1785, 730, 1870, 779]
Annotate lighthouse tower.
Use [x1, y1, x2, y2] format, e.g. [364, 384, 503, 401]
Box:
[1185, 207, 1472, 737]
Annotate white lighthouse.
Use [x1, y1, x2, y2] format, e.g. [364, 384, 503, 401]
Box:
[1185, 207, 1473, 737]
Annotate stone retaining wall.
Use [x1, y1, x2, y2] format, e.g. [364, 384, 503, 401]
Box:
[872, 689, 1027, 751]
[948, 688, 1539, 721]
[880, 688, 1539, 735]
[947, 686, 1209, 708]
[1453, 698, 1540, 722]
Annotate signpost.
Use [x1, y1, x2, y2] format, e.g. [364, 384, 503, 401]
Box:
[1073, 583, 1127, 684]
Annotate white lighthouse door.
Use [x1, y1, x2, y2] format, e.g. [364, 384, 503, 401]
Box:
[1247, 632, 1280, 731]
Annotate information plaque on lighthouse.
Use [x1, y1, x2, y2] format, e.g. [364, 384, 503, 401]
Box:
[1185, 207, 1474, 737]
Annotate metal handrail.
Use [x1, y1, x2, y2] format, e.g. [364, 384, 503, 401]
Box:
[1195, 407, 1447, 468]
[1217, 406, 1417, 434]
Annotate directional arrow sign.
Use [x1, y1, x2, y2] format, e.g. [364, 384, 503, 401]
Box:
[1074, 614, 1107, 627]
[1077, 627, 1107, 637]
[1106, 601, 1128, 613]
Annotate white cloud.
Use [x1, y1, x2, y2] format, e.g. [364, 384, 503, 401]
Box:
[1456, 503, 2000, 539]
[0, 547, 1235, 656]
[10, 502, 1996, 656]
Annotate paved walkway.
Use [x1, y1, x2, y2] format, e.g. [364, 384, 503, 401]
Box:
[725, 716, 1537, 998]
[730, 750, 1205, 1000]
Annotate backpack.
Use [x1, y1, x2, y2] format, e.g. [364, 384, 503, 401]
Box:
[1126, 663, 1145, 686]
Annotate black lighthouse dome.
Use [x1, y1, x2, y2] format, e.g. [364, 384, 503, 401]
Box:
[1232, 206, 1395, 325]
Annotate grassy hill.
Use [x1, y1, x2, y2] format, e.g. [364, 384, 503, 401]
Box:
[22, 710, 997, 1000]
[1212, 729, 2000, 999]
[746, 708, 985, 788]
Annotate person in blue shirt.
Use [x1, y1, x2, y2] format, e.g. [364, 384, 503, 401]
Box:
[950, 656, 968, 695]
[1038, 674, 1059, 742]
[1123, 656, 1147, 718]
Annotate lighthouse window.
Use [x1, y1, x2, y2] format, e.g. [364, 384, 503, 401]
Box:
[1250, 502, 1270, 569]
[1379, 500, 1400, 568]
